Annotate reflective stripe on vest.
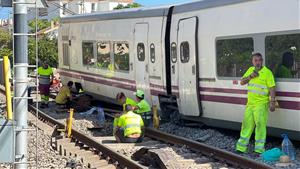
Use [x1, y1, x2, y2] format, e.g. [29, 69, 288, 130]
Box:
[39, 75, 51, 84]
[247, 83, 268, 96]
[38, 67, 52, 85]
[248, 83, 267, 89]
[125, 124, 140, 129]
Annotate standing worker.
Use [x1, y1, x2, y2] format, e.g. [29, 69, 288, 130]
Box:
[38, 61, 54, 108]
[236, 53, 276, 154]
[133, 90, 151, 127]
[115, 104, 144, 143]
[113, 92, 137, 135]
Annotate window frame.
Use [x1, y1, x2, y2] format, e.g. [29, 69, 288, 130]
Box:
[82, 41, 96, 67]
[180, 41, 190, 63]
[215, 36, 254, 80]
[171, 42, 177, 63]
[264, 31, 300, 82]
[96, 41, 112, 70]
[113, 41, 130, 73]
[150, 43, 155, 63]
[137, 42, 145, 62]
[81, 40, 97, 68]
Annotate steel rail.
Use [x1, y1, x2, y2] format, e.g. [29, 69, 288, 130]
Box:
[28, 104, 145, 169]
[0, 87, 273, 169]
[104, 110, 273, 169]
[145, 128, 273, 169]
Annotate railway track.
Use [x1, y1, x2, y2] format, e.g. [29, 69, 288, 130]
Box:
[30, 103, 272, 169]
[28, 104, 145, 169]
[0, 86, 273, 169]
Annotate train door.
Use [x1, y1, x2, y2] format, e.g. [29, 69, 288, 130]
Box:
[177, 17, 200, 116]
[134, 23, 151, 102]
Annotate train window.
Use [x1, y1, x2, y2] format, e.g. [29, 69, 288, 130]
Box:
[265, 33, 300, 79]
[62, 43, 69, 66]
[114, 42, 130, 71]
[150, 43, 155, 63]
[96, 42, 111, 69]
[171, 42, 177, 63]
[216, 38, 253, 77]
[82, 42, 95, 66]
[180, 41, 189, 63]
[137, 43, 145, 61]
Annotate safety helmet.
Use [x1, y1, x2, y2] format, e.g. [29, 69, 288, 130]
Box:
[134, 89, 144, 98]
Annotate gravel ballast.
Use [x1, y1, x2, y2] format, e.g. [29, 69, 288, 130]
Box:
[159, 122, 300, 169]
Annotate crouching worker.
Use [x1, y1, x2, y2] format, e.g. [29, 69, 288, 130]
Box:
[55, 81, 73, 108]
[133, 90, 151, 127]
[113, 92, 137, 135]
[115, 105, 144, 143]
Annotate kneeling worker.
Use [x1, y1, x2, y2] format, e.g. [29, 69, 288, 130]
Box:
[113, 92, 137, 135]
[133, 90, 151, 127]
[55, 81, 73, 108]
[115, 105, 144, 143]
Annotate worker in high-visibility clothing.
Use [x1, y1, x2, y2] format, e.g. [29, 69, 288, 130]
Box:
[133, 90, 151, 127]
[38, 62, 54, 108]
[55, 81, 73, 108]
[115, 104, 144, 143]
[236, 53, 276, 154]
[113, 92, 137, 135]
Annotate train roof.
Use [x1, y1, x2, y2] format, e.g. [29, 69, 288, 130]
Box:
[61, 0, 250, 23]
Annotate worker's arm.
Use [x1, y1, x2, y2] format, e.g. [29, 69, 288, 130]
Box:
[240, 71, 258, 85]
[240, 76, 252, 85]
[269, 87, 276, 112]
[133, 106, 139, 110]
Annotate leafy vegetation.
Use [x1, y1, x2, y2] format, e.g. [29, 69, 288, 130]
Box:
[0, 19, 58, 68]
[28, 35, 58, 68]
[28, 19, 50, 33]
[0, 28, 12, 60]
[113, 3, 142, 10]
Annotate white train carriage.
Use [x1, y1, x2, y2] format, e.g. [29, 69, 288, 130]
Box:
[58, 0, 300, 139]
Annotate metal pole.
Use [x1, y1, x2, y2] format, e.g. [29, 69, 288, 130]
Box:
[14, 0, 28, 168]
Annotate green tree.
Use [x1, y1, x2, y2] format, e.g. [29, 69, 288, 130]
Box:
[28, 35, 58, 68]
[0, 28, 12, 59]
[28, 19, 50, 33]
[114, 2, 142, 10]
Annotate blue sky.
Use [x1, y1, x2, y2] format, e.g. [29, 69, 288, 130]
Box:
[0, 0, 196, 19]
[0, 7, 11, 19]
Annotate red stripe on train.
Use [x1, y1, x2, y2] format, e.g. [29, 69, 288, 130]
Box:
[59, 69, 300, 110]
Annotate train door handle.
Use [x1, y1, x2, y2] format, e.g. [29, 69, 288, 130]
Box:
[171, 65, 175, 74]
[192, 65, 196, 75]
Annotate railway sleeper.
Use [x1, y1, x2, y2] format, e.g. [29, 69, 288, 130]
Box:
[88, 160, 110, 168]
[56, 137, 115, 168]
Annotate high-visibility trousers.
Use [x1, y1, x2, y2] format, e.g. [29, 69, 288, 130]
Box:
[39, 84, 50, 104]
[236, 103, 268, 153]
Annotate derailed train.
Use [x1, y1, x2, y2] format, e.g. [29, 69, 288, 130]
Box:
[58, 0, 300, 139]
